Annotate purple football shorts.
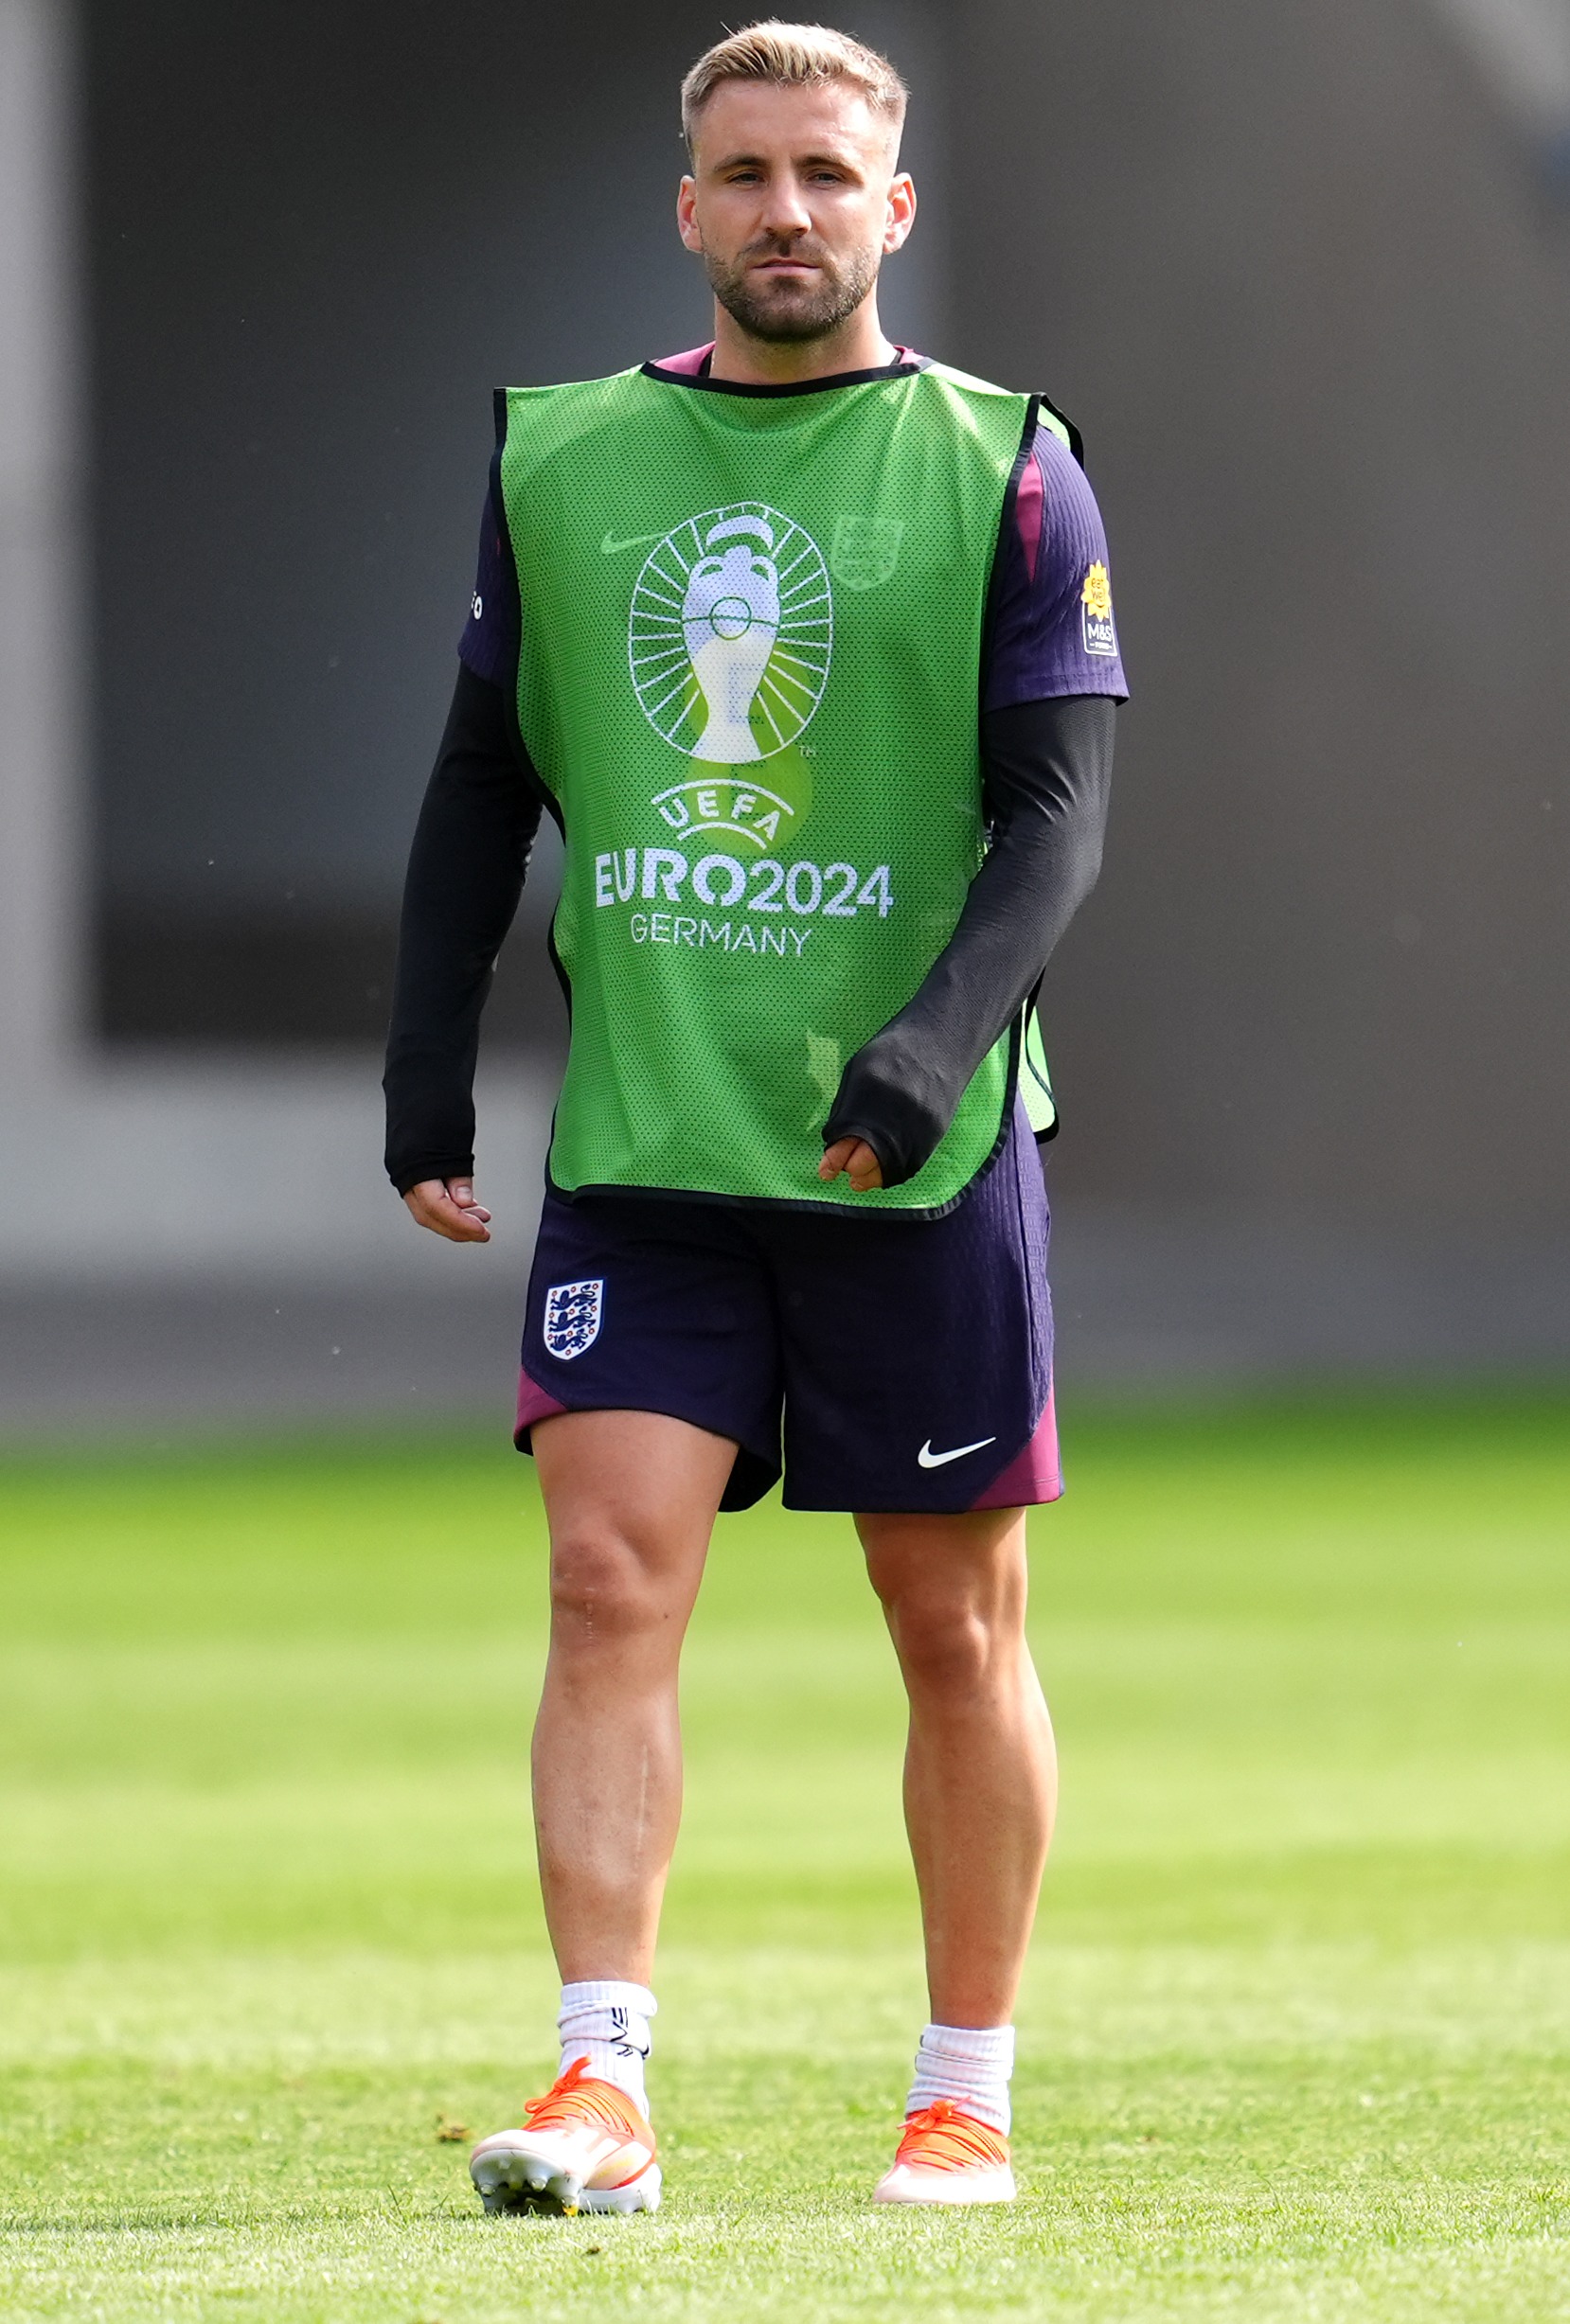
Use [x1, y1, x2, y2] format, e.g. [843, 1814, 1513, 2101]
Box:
[516, 1104, 1060, 1515]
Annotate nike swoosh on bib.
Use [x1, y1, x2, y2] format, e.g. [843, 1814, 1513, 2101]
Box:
[917, 1436, 998, 1469]
[600, 530, 665, 556]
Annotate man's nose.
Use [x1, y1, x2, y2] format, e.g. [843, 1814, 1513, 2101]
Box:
[759, 175, 813, 238]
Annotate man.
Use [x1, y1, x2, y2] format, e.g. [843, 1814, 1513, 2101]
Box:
[384, 20, 1125, 2215]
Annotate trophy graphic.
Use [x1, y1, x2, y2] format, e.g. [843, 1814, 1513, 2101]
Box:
[680, 514, 780, 763]
[629, 501, 832, 763]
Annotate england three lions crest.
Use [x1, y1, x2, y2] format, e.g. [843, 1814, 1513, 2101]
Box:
[830, 514, 903, 592]
[544, 1278, 603, 1361]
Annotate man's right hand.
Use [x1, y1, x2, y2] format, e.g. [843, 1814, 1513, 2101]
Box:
[402, 1178, 492, 1243]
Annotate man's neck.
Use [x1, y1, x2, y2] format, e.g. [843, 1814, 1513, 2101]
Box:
[707, 299, 898, 386]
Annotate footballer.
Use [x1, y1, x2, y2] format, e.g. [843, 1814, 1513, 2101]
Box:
[384, 18, 1126, 2213]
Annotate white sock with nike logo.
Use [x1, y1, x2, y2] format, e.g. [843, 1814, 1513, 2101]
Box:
[557, 1980, 655, 2114]
[906, 2021, 1014, 2135]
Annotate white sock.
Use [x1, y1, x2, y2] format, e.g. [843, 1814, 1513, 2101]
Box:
[557, 1979, 655, 2114]
[906, 2021, 1015, 2135]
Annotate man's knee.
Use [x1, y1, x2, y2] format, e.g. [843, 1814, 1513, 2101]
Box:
[887, 1593, 1003, 1693]
[548, 1528, 673, 1648]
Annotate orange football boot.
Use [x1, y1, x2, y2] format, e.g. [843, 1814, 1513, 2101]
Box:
[873, 2099, 1016, 2205]
[470, 2055, 659, 2216]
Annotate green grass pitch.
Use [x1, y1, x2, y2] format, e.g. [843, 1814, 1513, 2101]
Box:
[0, 1393, 1566, 2321]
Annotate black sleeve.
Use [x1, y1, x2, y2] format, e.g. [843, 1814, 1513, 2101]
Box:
[382, 662, 545, 1196]
[821, 694, 1115, 1187]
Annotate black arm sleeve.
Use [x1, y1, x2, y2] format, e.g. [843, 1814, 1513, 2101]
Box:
[382, 663, 545, 1195]
[821, 694, 1115, 1187]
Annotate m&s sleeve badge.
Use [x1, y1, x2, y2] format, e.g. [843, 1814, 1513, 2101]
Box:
[1080, 561, 1117, 658]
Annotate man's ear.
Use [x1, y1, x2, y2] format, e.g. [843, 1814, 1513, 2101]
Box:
[883, 171, 917, 254]
[677, 174, 705, 254]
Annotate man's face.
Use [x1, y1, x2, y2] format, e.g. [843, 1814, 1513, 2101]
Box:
[678, 80, 914, 345]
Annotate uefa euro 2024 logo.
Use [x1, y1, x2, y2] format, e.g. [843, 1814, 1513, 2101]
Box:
[629, 504, 831, 767]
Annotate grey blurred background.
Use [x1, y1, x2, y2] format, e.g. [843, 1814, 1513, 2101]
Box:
[2, 0, 1566, 1434]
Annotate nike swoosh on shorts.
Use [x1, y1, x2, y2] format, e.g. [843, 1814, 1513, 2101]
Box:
[917, 1436, 998, 1469]
[600, 530, 664, 555]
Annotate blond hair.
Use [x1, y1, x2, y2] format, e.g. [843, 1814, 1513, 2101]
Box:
[681, 21, 908, 154]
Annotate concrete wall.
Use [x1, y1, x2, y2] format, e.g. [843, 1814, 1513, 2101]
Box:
[953, 0, 1570, 1233]
[84, 0, 947, 1039]
[0, 0, 82, 1081]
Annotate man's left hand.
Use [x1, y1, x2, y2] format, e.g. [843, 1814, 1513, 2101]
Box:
[819, 1137, 884, 1194]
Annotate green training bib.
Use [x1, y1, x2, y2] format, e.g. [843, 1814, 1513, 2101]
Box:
[496, 359, 1046, 1212]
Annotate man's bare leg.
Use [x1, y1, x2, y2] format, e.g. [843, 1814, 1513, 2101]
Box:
[858, 1507, 1056, 2028]
[531, 1409, 737, 1983]
[467, 1410, 730, 2215]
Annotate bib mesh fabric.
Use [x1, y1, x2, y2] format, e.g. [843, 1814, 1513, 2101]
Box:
[496, 361, 1037, 1212]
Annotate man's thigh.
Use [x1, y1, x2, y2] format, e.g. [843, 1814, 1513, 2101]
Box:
[857, 1505, 1032, 1623]
[533, 1407, 740, 1621]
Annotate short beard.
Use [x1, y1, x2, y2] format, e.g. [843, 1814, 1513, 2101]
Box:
[705, 236, 881, 346]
